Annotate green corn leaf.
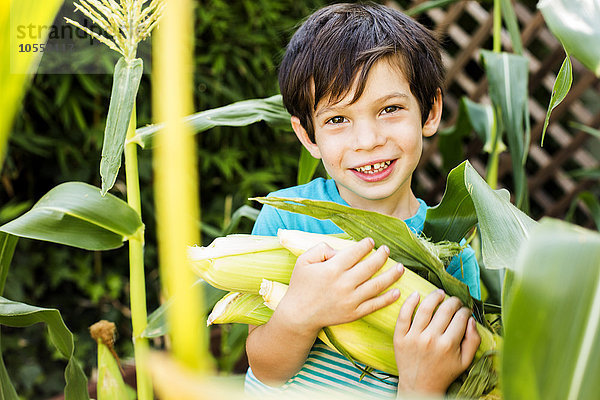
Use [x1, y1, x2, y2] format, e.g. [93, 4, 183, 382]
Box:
[252, 196, 473, 309]
[503, 219, 600, 399]
[100, 57, 144, 195]
[570, 167, 600, 180]
[129, 95, 292, 149]
[405, 0, 461, 16]
[424, 161, 537, 270]
[481, 50, 530, 208]
[439, 97, 498, 173]
[541, 55, 573, 146]
[0, 332, 19, 400]
[0, 233, 17, 296]
[0, 297, 90, 399]
[569, 121, 600, 139]
[1, 0, 64, 167]
[0, 182, 143, 251]
[565, 191, 600, 231]
[500, 0, 523, 55]
[538, 0, 600, 76]
[297, 147, 321, 185]
[223, 205, 259, 235]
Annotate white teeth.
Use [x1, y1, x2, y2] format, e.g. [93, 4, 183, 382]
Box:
[355, 160, 391, 174]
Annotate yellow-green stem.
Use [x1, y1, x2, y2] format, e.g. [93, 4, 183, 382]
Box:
[125, 105, 153, 400]
[154, 0, 209, 372]
[493, 0, 502, 53]
[486, 144, 500, 189]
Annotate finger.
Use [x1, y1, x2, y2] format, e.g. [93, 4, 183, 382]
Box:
[409, 289, 446, 333]
[355, 262, 404, 300]
[393, 291, 420, 337]
[442, 306, 471, 340]
[297, 241, 336, 265]
[330, 237, 375, 271]
[424, 296, 463, 335]
[355, 286, 400, 319]
[460, 317, 481, 369]
[347, 245, 391, 285]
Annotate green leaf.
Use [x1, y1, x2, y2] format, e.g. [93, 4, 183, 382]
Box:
[570, 167, 600, 180]
[253, 196, 473, 309]
[500, 0, 523, 55]
[0, 182, 143, 250]
[0, 233, 17, 296]
[565, 191, 600, 231]
[0, 333, 19, 400]
[0, 297, 90, 399]
[541, 55, 573, 146]
[129, 95, 291, 149]
[503, 219, 600, 399]
[142, 280, 226, 338]
[100, 57, 144, 195]
[481, 50, 530, 208]
[439, 97, 497, 173]
[297, 147, 320, 185]
[538, 0, 600, 76]
[0, 0, 64, 167]
[405, 0, 461, 16]
[424, 161, 537, 270]
[569, 121, 600, 139]
[223, 205, 259, 235]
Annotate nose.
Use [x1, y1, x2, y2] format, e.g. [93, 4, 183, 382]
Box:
[351, 119, 386, 151]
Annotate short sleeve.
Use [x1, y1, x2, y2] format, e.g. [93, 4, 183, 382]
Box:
[251, 203, 285, 236]
[446, 245, 481, 300]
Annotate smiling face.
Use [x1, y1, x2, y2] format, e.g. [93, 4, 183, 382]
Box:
[291, 58, 442, 219]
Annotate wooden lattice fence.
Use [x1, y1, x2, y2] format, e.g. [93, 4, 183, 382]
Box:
[388, 0, 600, 228]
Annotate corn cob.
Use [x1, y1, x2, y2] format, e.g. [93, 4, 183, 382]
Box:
[188, 234, 296, 293]
[277, 229, 500, 361]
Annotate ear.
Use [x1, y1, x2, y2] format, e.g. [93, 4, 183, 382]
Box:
[291, 116, 322, 159]
[422, 88, 443, 138]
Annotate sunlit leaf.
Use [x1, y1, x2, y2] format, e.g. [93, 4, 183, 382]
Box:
[0, 233, 17, 296]
[538, 0, 600, 76]
[541, 55, 573, 146]
[503, 219, 600, 399]
[0, 297, 90, 399]
[297, 147, 321, 185]
[424, 161, 537, 270]
[100, 57, 144, 195]
[0, 182, 143, 250]
[0, 332, 18, 400]
[0, 0, 64, 166]
[481, 50, 530, 208]
[129, 95, 291, 149]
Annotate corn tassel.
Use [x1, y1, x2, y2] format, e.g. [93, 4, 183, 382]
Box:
[90, 320, 129, 400]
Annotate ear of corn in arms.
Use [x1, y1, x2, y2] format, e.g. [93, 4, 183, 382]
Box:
[192, 229, 502, 396]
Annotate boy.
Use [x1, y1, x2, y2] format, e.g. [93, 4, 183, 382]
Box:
[246, 3, 481, 398]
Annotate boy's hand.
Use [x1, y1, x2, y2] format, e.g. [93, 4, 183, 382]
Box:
[276, 238, 404, 336]
[393, 290, 480, 395]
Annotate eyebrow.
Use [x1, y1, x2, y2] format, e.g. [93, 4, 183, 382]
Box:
[315, 92, 410, 118]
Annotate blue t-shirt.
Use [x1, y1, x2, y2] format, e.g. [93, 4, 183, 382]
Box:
[245, 178, 481, 398]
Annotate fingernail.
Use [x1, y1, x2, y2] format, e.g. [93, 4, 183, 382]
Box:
[366, 237, 375, 246]
[409, 291, 419, 299]
[396, 263, 404, 273]
[391, 288, 400, 297]
[436, 289, 445, 296]
[381, 245, 390, 254]
[470, 317, 476, 327]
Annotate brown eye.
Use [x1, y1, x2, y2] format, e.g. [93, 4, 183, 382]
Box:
[382, 106, 400, 114]
[327, 116, 347, 124]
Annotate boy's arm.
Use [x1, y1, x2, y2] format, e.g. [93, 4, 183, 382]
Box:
[393, 290, 480, 395]
[246, 238, 404, 386]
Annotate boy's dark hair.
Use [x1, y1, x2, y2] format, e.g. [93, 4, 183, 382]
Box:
[279, 2, 445, 141]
